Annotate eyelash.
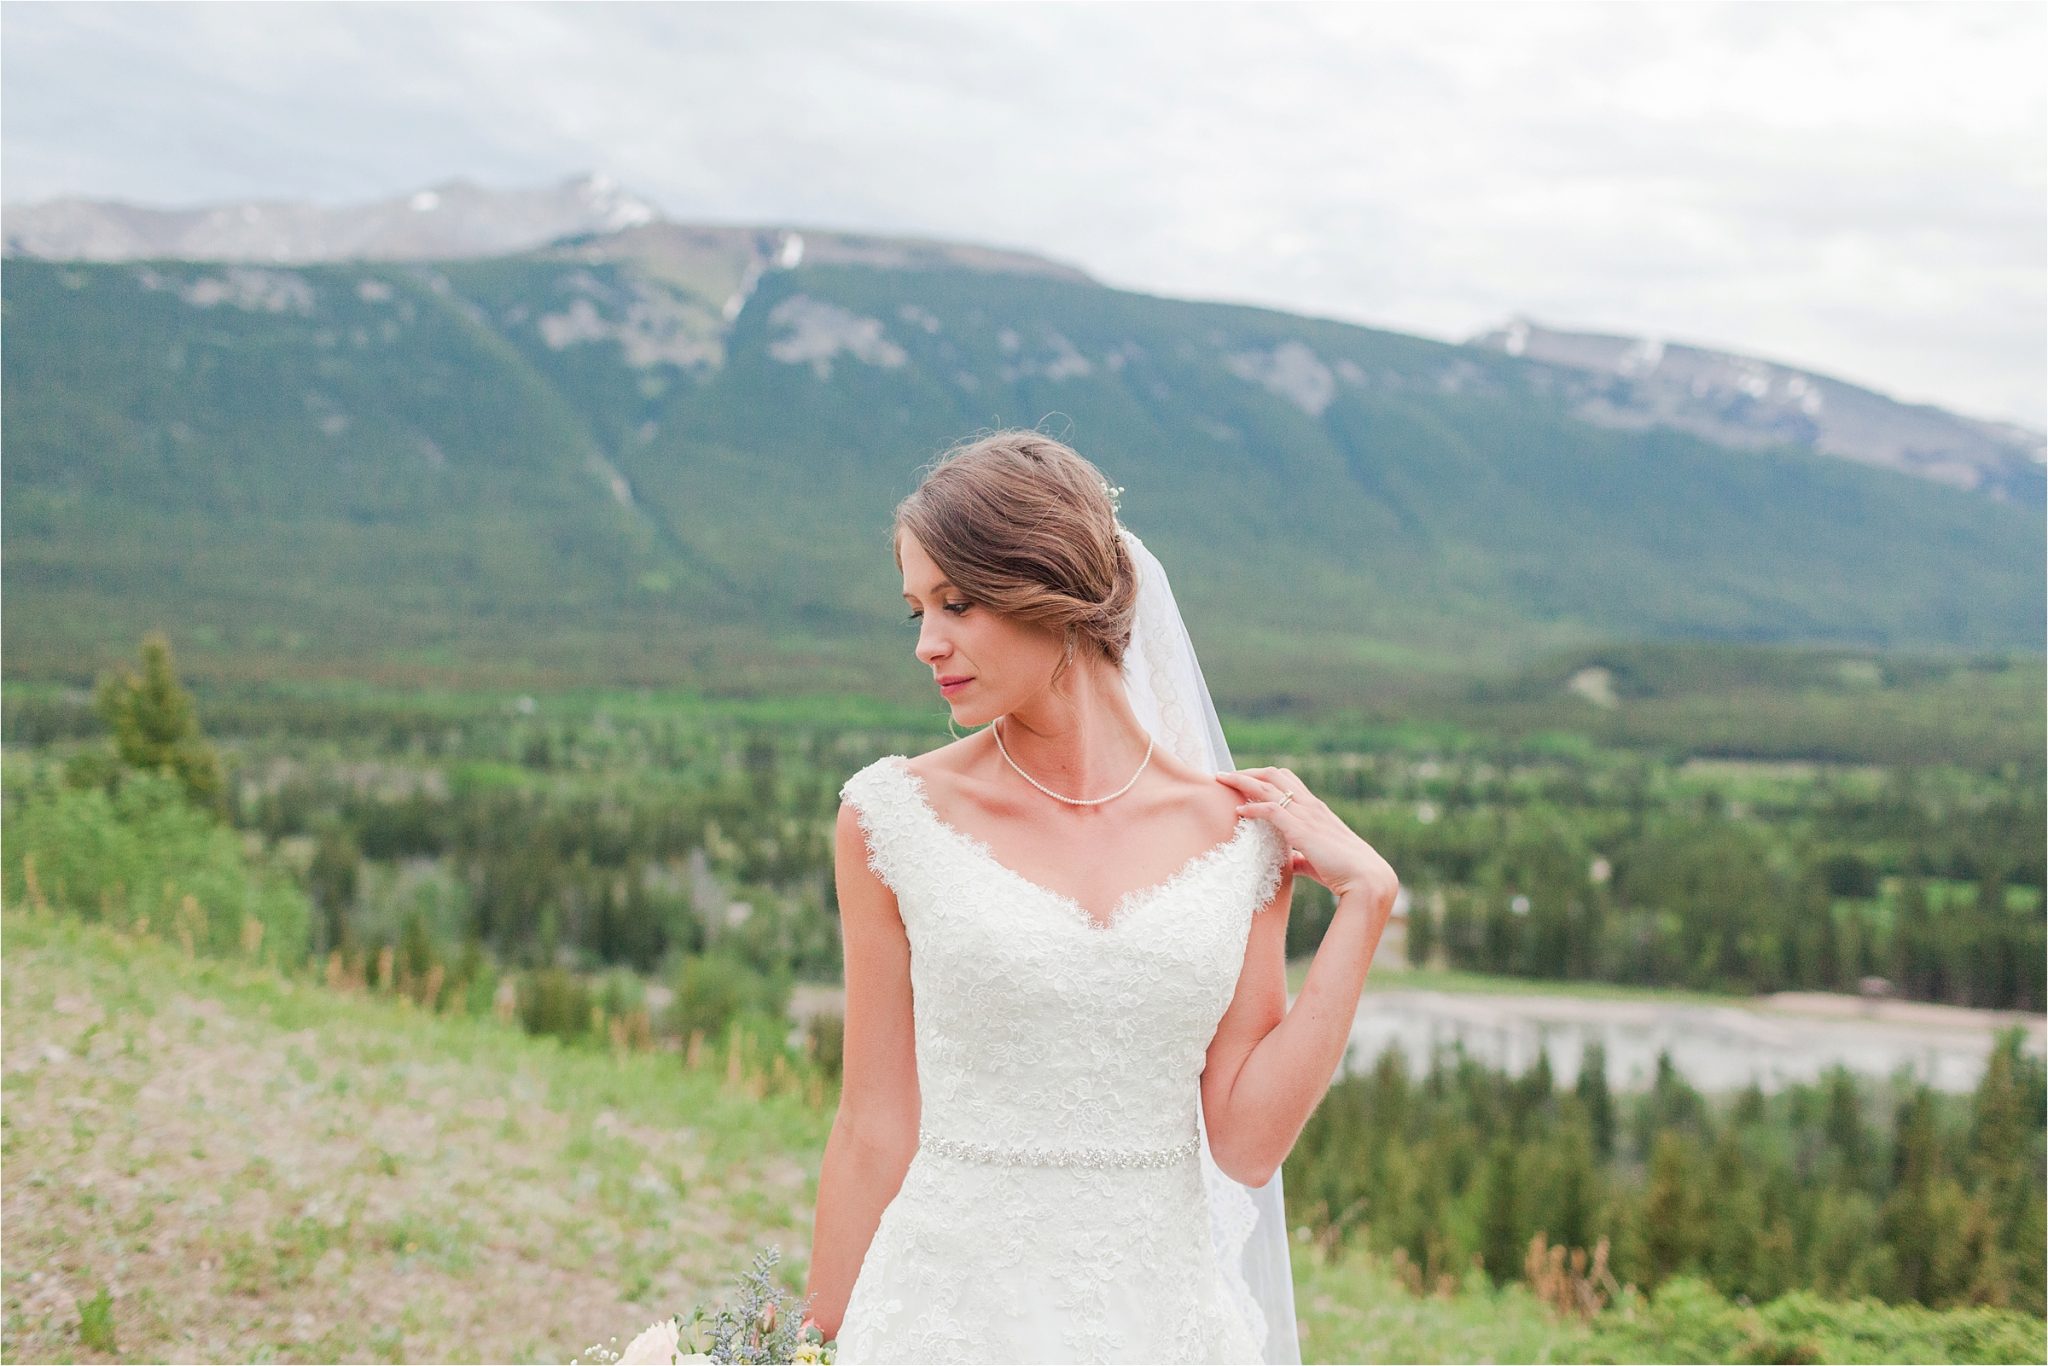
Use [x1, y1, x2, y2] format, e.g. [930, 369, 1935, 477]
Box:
[906, 603, 969, 622]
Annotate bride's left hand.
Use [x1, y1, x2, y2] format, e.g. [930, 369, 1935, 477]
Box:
[1217, 766, 1399, 910]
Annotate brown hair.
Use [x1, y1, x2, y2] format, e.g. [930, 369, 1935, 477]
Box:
[892, 430, 1137, 690]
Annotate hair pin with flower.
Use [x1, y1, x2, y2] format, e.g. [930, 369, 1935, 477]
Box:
[1100, 478, 1125, 514]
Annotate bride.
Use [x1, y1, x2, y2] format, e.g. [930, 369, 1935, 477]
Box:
[802, 431, 1399, 1364]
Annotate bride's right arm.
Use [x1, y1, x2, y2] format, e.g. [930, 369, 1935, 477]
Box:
[803, 798, 921, 1343]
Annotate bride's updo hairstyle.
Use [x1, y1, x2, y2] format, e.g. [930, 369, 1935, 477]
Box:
[894, 430, 1139, 692]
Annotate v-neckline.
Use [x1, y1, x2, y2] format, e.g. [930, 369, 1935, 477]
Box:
[884, 755, 1256, 934]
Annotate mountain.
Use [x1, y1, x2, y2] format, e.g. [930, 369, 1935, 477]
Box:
[2, 178, 2040, 699]
[1467, 317, 2044, 506]
[0, 171, 665, 264]
[0, 173, 1092, 282]
[8, 176, 2031, 505]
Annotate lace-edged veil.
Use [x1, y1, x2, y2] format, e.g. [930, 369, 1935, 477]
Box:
[1115, 523, 1302, 1365]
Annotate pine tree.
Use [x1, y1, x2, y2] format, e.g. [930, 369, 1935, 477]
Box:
[308, 825, 361, 955]
[1965, 1025, 2042, 1307]
[1576, 1040, 1616, 1159]
[1972, 867, 2012, 1008]
[1813, 889, 1843, 991]
[1891, 876, 1935, 999]
[1822, 1066, 1871, 1187]
[1643, 1130, 1701, 1287]
[1880, 1084, 1978, 1304]
[92, 630, 226, 816]
[1705, 1129, 1760, 1296]
[1406, 896, 1437, 968]
[1546, 1101, 1600, 1254]
[1478, 1136, 1521, 1285]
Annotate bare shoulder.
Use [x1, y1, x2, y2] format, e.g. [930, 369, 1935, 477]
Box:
[1147, 746, 1243, 836]
[900, 734, 982, 786]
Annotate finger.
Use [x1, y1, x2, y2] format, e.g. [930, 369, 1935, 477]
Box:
[1233, 796, 1296, 823]
[1244, 765, 1317, 806]
[1240, 765, 1301, 793]
[1236, 784, 1291, 810]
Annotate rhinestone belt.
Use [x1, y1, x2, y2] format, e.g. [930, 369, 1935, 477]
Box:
[917, 1126, 1200, 1169]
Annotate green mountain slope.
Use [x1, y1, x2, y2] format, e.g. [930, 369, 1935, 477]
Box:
[3, 249, 2039, 697]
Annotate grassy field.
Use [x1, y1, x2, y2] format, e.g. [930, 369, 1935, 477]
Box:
[1, 905, 827, 1365]
[7, 904, 2043, 1365]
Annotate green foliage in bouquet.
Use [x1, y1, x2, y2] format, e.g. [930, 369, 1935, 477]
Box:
[572, 1245, 832, 1365]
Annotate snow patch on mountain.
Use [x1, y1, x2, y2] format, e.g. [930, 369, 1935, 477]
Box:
[766, 294, 907, 379]
[536, 271, 722, 369]
[1618, 337, 1665, 375]
[1224, 340, 1336, 416]
[134, 265, 316, 315]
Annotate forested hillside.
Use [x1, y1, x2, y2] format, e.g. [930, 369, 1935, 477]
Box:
[5, 241, 2040, 699]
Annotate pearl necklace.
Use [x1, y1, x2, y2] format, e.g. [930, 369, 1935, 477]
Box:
[992, 715, 1154, 806]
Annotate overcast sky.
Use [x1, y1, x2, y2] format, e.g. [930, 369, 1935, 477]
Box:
[4, 1, 2042, 430]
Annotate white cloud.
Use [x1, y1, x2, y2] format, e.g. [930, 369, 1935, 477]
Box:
[2, 0, 2040, 428]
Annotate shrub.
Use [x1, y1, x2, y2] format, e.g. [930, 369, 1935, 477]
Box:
[517, 966, 595, 1044]
[666, 950, 790, 1047]
[3, 766, 311, 971]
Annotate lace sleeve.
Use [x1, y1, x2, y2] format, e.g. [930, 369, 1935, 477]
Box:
[838, 756, 918, 906]
[1247, 822, 1289, 917]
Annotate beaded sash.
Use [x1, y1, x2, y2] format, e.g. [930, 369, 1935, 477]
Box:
[918, 1126, 1200, 1170]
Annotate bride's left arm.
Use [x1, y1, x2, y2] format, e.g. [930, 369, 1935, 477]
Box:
[1200, 767, 1397, 1188]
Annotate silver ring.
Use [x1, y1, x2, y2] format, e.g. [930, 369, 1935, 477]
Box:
[1276, 791, 1294, 808]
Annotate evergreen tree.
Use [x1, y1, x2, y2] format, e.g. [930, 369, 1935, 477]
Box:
[1545, 1101, 1600, 1253]
[1478, 1135, 1521, 1284]
[91, 630, 226, 816]
[1575, 1040, 1616, 1159]
[1643, 1130, 1702, 1287]
[1970, 867, 2012, 1008]
[1891, 876, 1935, 998]
[1821, 1066, 1871, 1187]
[1813, 885, 1844, 991]
[308, 825, 361, 955]
[1881, 1085, 1977, 1303]
[1406, 895, 1437, 968]
[1705, 1129, 1760, 1295]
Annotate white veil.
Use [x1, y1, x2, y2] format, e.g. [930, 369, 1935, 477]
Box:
[1115, 522, 1301, 1365]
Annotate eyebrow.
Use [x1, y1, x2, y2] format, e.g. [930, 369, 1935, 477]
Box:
[902, 580, 956, 602]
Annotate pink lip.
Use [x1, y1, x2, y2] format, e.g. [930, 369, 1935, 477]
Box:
[939, 677, 972, 694]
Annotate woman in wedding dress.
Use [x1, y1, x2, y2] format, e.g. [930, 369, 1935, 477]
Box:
[802, 431, 1399, 1364]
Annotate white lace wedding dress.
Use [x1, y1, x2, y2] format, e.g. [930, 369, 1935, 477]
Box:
[831, 753, 1288, 1365]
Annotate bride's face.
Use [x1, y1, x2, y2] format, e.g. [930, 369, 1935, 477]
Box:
[899, 529, 1064, 722]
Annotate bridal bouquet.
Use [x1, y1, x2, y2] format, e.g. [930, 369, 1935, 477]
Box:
[571, 1246, 834, 1365]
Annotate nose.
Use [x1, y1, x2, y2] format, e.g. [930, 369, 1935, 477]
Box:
[915, 617, 951, 667]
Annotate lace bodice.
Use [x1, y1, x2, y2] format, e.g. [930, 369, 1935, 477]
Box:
[832, 753, 1288, 1363]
